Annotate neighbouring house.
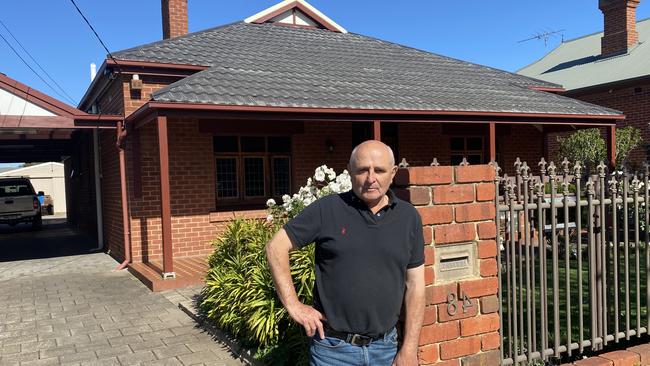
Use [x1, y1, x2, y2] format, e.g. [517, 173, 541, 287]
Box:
[77, 0, 624, 290]
[0, 162, 67, 214]
[519, 0, 650, 166]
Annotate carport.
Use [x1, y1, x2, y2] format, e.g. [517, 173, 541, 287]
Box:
[0, 73, 121, 257]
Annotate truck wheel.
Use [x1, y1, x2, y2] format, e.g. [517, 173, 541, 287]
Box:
[32, 215, 42, 230]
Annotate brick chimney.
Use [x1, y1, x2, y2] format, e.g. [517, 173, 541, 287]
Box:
[162, 0, 188, 39]
[599, 0, 641, 56]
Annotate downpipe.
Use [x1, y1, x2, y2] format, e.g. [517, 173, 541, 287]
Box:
[115, 120, 132, 270]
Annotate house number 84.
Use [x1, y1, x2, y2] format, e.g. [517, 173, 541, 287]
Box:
[446, 292, 473, 316]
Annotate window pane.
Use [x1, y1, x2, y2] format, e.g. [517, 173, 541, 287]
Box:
[450, 155, 464, 165]
[273, 157, 291, 196]
[381, 123, 399, 163]
[216, 158, 238, 198]
[268, 137, 291, 153]
[450, 137, 464, 151]
[244, 157, 265, 197]
[466, 137, 483, 151]
[467, 154, 483, 164]
[241, 137, 265, 152]
[214, 136, 238, 152]
[352, 122, 372, 147]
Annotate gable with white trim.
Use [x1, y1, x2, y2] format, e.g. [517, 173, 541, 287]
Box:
[0, 88, 55, 116]
[245, 0, 347, 33]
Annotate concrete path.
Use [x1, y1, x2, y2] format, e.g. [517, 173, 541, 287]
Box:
[0, 220, 244, 366]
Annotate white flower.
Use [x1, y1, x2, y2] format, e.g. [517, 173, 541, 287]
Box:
[314, 170, 326, 182]
[328, 182, 341, 193]
[266, 214, 273, 222]
[282, 194, 291, 203]
[326, 168, 336, 181]
[266, 198, 276, 207]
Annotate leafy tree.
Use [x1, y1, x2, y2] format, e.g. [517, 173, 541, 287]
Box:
[557, 126, 642, 171]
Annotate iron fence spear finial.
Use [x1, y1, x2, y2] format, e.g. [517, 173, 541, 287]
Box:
[538, 157, 547, 175]
[632, 174, 641, 193]
[597, 161, 607, 178]
[561, 179, 570, 196]
[561, 157, 570, 175]
[608, 176, 618, 195]
[548, 161, 557, 178]
[521, 161, 530, 181]
[574, 161, 583, 178]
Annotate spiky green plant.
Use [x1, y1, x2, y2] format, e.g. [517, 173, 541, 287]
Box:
[201, 218, 315, 365]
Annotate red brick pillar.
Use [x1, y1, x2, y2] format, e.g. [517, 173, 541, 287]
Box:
[394, 164, 499, 366]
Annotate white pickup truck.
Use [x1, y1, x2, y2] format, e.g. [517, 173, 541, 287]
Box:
[0, 177, 42, 229]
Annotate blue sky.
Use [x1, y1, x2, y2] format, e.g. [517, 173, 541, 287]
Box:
[1, 0, 649, 168]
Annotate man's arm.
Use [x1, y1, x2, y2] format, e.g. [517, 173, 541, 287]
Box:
[393, 264, 425, 366]
[265, 228, 326, 338]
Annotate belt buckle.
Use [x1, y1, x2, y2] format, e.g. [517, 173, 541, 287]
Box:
[349, 334, 371, 346]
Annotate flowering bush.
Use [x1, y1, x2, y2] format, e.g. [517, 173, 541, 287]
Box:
[266, 165, 352, 221]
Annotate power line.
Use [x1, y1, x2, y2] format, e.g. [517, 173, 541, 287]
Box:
[0, 19, 77, 105]
[0, 31, 74, 105]
[67, 0, 121, 69]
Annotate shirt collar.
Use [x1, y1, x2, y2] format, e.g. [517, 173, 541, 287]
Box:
[346, 189, 398, 210]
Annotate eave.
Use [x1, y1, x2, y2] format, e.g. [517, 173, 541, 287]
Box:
[125, 101, 623, 130]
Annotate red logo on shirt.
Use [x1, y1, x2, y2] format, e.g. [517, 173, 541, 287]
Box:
[341, 227, 347, 235]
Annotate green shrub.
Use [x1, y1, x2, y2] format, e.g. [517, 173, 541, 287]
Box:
[201, 218, 315, 365]
[556, 126, 642, 171]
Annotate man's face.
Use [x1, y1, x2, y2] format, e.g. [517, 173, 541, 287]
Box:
[348, 143, 397, 206]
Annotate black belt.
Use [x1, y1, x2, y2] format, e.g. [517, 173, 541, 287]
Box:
[323, 327, 385, 347]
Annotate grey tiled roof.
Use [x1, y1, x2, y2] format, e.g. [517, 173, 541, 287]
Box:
[113, 22, 621, 116]
[518, 18, 650, 91]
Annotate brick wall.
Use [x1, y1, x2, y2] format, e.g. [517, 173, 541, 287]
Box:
[110, 119, 546, 263]
[99, 129, 126, 262]
[394, 164, 500, 366]
[570, 82, 650, 168]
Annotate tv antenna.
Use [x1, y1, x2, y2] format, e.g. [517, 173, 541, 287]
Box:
[518, 28, 566, 46]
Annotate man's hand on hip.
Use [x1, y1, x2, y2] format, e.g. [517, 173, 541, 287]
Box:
[287, 302, 327, 339]
[392, 347, 418, 366]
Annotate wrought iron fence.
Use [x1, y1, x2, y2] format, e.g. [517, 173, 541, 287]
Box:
[496, 158, 650, 365]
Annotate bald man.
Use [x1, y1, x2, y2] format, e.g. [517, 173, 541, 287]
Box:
[266, 140, 425, 366]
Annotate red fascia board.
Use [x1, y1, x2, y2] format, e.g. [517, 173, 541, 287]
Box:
[0, 73, 81, 117]
[251, 1, 342, 33]
[0, 115, 117, 129]
[126, 101, 623, 126]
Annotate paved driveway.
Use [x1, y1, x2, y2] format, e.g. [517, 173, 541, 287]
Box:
[0, 221, 244, 366]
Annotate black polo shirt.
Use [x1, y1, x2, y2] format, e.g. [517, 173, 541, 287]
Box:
[284, 190, 425, 337]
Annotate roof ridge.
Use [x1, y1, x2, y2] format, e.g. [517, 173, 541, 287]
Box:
[561, 16, 650, 44]
[112, 21, 243, 60]
[345, 30, 562, 89]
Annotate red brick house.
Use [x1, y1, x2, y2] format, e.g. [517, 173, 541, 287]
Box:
[77, 0, 623, 290]
[519, 0, 650, 166]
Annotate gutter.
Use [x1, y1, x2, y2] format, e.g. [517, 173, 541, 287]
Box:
[125, 101, 625, 126]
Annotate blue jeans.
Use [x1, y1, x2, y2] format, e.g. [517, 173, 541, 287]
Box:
[309, 327, 398, 366]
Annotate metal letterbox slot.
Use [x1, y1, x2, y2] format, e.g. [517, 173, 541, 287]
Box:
[440, 254, 470, 272]
[434, 241, 478, 284]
